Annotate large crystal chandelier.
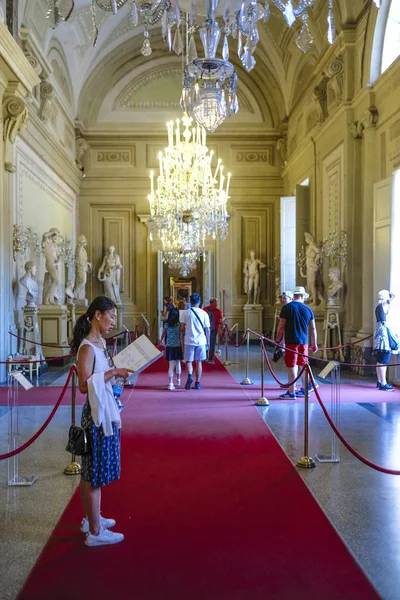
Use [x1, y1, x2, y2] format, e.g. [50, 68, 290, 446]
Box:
[148, 113, 230, 274]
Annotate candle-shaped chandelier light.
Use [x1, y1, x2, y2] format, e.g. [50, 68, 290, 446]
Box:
[148, 113, 231, 274]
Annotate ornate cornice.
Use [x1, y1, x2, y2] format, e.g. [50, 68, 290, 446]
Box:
[3, 95, 28, 144]
[0, 23, 40, 94]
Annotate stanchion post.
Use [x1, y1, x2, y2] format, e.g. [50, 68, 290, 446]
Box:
[223, 324, 230, 366]
[297, 368, 316, 469]
[241, 330, 253, 385]
[255, 339, 269, 406]
[8, 372, 37, 486]
[64, 368, 82, 475]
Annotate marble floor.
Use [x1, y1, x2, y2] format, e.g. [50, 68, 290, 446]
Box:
[1, 344, 400, 599]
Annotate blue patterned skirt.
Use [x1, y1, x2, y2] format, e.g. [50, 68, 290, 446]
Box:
[81, 400, 121, 488]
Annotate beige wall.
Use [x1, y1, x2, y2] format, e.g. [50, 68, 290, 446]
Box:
[79, 133, 284, 333]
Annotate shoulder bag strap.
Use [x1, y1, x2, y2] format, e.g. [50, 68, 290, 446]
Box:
[190, 308, 206, 333]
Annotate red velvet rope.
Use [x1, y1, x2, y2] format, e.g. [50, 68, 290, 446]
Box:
[306, 365, 400, 475]
[0, 353, 75, 365]
[9, 329, 128, 349]
[0, 366, 77, 461]
[261, 340, 306, 387]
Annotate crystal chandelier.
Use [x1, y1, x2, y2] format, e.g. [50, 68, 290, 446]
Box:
[147, 114, 230, 273]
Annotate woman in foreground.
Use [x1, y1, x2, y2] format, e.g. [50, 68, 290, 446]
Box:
[71, 296, 132, 546]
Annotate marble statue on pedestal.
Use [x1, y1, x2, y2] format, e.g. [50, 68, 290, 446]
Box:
[42, 228, 61, 305]
[298, 232, 325, 307]
[73, 234, 92, 301]
[19, 261, 38, 307]
[98, 245, 123, 305]
[243, 250, 266, 305]
[327, 266, 344, 306]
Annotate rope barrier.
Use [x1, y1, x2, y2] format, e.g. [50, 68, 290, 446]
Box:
[307, 365, 400, 475]
[9, 329, 128, 349]
[261, 342, 306, 388]
[0, 366, 77, 461]
[0, 353, 75, 365]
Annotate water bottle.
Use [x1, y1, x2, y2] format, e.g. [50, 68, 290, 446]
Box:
[112, 376, 125, 410]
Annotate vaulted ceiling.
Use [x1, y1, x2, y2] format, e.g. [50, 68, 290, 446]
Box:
[19, 0, 370, 131]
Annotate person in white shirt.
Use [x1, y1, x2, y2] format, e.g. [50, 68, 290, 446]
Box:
[180, 293, 210, 390]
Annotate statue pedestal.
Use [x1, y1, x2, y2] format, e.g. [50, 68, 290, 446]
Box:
[322, 304, 344, 362]
[243, 304, 264, 339]
[116, 304, 123, 330]
[67, 302, 76, 340]
[38, 304, 69, 358]
[21, 306, 44, 359]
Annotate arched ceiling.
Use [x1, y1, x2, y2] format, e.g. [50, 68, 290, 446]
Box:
[19, 0, 371, 129]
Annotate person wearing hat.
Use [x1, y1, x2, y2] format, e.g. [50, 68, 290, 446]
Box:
[276, 291, 293, 388]
[275, 286, 318, 399]
[373, 289, 396, 391]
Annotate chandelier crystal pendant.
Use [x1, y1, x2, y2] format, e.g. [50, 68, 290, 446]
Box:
[148, 114, 231, 274]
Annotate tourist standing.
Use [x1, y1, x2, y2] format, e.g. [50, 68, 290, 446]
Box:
[275, 286, 317, 399]
[180, 293, 210, 390]
[204, 297, 223, 364]
[71, 296, 133, 547]
[373, 289, 396, 391]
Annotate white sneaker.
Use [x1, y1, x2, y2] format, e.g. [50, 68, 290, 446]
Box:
[85, 526, 124, 547]
[176, 378, 181, 386]
[167, 383, 175, 390]
[80, 515, 116, 533]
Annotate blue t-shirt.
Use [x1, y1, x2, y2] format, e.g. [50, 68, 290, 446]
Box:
[280, 302, 314, 344]
[164, 323, 181, 348]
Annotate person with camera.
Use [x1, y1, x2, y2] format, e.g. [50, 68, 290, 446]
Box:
[373, 290, 397, 391]
[273, 291, 293, 388]
[71, 296, 133, 547]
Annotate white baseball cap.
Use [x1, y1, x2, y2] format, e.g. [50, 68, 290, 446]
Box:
[281, 291, 294, 300]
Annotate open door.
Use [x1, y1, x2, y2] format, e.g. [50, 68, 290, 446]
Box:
[280, 196, 296, 292]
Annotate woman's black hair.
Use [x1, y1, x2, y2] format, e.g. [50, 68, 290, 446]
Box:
[71, 296, 117, 352]
[166, 307, 180, 327]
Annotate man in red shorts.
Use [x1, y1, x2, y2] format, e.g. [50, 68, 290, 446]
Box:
[275, 286, 318, 399]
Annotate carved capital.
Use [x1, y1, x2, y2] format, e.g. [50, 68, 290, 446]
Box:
[351, 120, 364, 140]
[39, 81, 55, 123]
[313, 76, 329, 123]
[75, 137, 88, 171]
[367, 106, 379, 127]
[25, 54, 43, 78]
[327, 56, 344, 104]
[2, 95, 28, 144]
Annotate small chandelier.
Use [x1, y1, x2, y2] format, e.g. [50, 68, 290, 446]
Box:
[148, 114, 231, 266]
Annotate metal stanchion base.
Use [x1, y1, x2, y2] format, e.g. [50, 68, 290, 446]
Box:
[296, 456, 316, 469]
[215, 349, 221, 355]
[223, 360, 231, 366]
[240, 378, 254, 385]
[255, 396, 270, 406]
[64, 461, 82, 475]
[315, 454, 340, 464]
[8, 475, 37, 486]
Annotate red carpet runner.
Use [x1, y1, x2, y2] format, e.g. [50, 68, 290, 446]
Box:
[18, 358, 379, 600]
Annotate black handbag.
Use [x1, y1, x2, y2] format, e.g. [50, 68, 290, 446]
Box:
[386, 326, 399, 351]
[272, 347, 284, 363]
[66, 425, 89, 456]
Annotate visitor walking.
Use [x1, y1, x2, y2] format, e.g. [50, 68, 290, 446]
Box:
[71, 296, 133, 547]
[180, 293, 210, 390]
[160, 307, 183, 390]
[275, 286, 318, 399]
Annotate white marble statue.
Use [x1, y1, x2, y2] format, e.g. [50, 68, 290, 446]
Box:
[19, 261, 38, 307]
[327, 266, 344, 306]
[65, 279, 75, 304]
[299, 232, 325, 307]
[73, 234, 93, 301]
[243, 250, 266, 305]
[98, 245, 122, 305]
[42, 228, 61, 305]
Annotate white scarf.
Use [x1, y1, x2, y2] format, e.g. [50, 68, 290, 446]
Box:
[87, 373, 121, 436]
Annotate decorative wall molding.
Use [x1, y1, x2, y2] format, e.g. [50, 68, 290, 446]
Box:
[75, 136, 88, 171]
[93, 148, 136, 166]
[231, 145, 273, 165]
[39, 80, 55, 124]
[327, 56, 344, 104]
[115, 67, 182, 110]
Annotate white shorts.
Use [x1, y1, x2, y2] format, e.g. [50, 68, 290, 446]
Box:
[184, 345, 207, 362]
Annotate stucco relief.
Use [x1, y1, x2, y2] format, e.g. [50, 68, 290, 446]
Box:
[235, 150, 272, 163]
[115, 68, 182, 110]
[95, 150, 132, 163]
